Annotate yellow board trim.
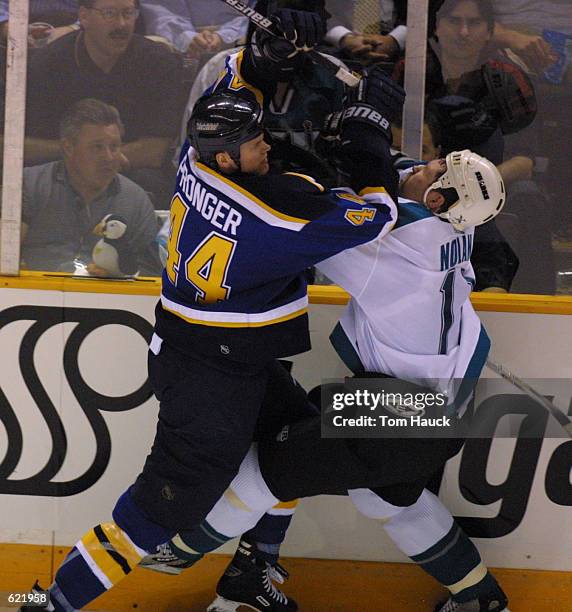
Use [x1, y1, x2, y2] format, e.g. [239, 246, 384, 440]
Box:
[307, 285, 572, 315]
[2, 272, 572, 315]
[0, 271, 161, 296]
[2, 543, 571, 611]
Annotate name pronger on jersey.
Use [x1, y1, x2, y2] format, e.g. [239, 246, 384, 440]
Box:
[178, 152, 243, 236]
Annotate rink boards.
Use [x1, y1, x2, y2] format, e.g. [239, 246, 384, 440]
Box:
[0, 274, 570, 574]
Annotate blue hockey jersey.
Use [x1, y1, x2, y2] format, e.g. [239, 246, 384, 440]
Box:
[156, 141, 396, 363]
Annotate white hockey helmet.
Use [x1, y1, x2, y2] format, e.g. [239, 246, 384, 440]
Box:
[423, 150, 506, 231]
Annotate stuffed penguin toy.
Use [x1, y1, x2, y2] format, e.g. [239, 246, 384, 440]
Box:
[92, 214, 138, 277]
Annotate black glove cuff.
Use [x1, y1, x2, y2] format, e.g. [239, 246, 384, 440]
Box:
[341, 103, 393, 143]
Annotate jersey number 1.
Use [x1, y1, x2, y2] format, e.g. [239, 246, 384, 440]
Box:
[439, 269, 455, 355]
[166, 195, 236, 304]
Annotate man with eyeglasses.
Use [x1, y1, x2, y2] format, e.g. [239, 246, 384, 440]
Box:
[8, 0, 183, 209]
[87, 4, 139, 21]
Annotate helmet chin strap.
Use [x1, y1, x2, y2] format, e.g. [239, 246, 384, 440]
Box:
[422, 185, 433, 209]
[422, 185, 445, 213]
[424, 183, 460, 216]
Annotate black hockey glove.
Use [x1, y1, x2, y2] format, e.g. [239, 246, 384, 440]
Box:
[428, 95, 499, 151]
[339, 67, 406, 157]
[255, 9, 325, 63]
[482, 60, 537, 135]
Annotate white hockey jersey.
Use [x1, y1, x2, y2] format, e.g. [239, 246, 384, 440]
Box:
[317, 197, 490, 409]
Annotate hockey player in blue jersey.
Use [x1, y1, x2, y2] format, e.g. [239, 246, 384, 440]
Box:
[146, 151, 510, 612]
[23, 36, 407, 607]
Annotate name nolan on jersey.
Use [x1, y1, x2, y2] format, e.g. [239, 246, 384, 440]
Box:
[440, 233, 473, 272]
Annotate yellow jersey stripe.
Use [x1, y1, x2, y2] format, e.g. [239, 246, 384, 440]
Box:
[273, 499, 299, 510]
[336, 192, 366, 204]
[446, 563, 488, 595]
[232, 49, 264, 105]
[359, 186, 389, 196]
[284, 172, 325, 192]
[225, 488, 253, 512]
[161, 294, 308, 326]
[100, 523, 144, 569]
[80, 529, 127, 586]
[196, 162, 311, 226]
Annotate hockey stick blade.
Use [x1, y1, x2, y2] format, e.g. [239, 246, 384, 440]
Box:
[486, 359, 572, 437]
[220, 0, 361, 87]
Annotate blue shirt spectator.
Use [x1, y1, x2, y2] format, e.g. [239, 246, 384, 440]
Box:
[141, 0, 253, 56]
[21, 99, 161, 276]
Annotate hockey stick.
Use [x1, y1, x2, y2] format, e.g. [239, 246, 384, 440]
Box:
[220, 0, 361, 87]
[486, 358, 572, 437]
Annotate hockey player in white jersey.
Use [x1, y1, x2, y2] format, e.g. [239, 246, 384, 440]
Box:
[159, 151, 510, 612]
[252, 150, 509, 612]
[324, 150, 502, 400]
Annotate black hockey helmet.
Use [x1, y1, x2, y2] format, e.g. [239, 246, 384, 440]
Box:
[187, 94, 264, 166]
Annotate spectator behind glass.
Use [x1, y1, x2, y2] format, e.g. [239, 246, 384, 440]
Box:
[11, 0, 183, 209]
[325, 0, 412, 65]
[140, 0, 253, 59]
[432, 0, 495, 74]
[393, 113, 555, 294]
[407, 0, 539, 165]
[492, 0, 564, 75]
[324, 0, 560, 75]
[21, 98, 161, 277]
[391, 0, 535, 292]
[432, 0, 549, 292]
[0, 0, 79, 47]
